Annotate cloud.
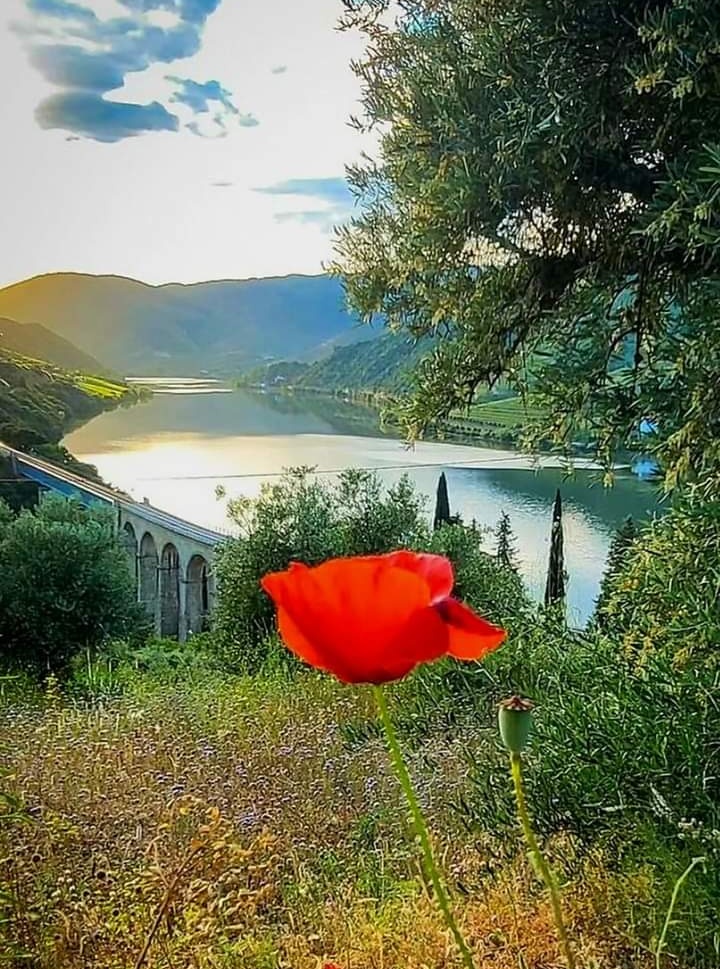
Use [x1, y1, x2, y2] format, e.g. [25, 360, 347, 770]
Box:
[254, 176, 353, 207]
[36, 92, 179, 141]
[274, 210, 342, 233]
[166, 74, 258, 134]
[167, 76, 237, 114]
[19, 0, 253, 141]
[27, 0, 97, 22]
[29, 44, 127, 91]
[256, 177, 355, 235]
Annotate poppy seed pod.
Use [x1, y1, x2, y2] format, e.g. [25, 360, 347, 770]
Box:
[498, 696, 534, 753]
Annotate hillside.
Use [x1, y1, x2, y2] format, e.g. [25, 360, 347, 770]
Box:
[299, 331, 433, 392]
[0, 273, 375, 376]
[243, 331, 432, 394]
[0, 317, 108, 375]
[0, 346, 133, 451]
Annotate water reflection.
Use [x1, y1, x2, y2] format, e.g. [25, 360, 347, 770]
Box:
[64, 383, 662, 624]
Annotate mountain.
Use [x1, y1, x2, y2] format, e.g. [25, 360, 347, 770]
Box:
[0, 317, 108, 375]
[299, 332, 433, 393]
[0, 272, 374, 376]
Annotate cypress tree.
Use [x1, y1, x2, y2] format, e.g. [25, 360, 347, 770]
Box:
[495, 510, 519, 572]
[433, 472, 451, 530]
[544, 489, 566, 607]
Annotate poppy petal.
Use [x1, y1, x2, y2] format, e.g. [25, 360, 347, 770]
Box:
[377, 605, 449, 682]
[274, 603, 327, 671]
[434, 597, 507, 659]
[385, 550, 454, 602]
[305, 558, 435, 681]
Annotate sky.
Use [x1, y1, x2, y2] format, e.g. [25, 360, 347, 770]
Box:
[0, 0, 371, 287]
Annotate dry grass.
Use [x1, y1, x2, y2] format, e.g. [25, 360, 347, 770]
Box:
[0, 673, 657, 968]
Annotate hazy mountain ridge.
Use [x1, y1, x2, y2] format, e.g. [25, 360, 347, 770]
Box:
[0, 272, 375, 375]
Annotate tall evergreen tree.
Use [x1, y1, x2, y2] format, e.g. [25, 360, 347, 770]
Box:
[595, 516, 638, 626]
[433, 472, 451, 530]
[544, 489, 566, 607]
[495, 510, 519, 572]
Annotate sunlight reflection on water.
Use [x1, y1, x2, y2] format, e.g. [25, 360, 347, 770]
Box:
[65, 381, 660, 624]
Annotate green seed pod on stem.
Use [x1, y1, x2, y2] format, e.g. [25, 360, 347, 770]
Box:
[498, 696, 534, 753]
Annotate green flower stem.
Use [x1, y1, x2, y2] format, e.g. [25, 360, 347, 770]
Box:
[510, 751, 576, 969]
[373, 685, 475, 969]
[655, 856, 705, 969]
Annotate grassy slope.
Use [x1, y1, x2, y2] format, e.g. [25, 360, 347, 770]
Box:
[0, 669, 658, 969]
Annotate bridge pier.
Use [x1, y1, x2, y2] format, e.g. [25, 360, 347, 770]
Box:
[119, 511, 217, 642]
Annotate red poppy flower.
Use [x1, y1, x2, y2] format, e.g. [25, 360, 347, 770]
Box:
[261, 550, 506, 684]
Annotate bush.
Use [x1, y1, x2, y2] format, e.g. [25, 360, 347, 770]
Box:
[597, 485, 720, 665]
[212, 468, 529, 672]
[212, 468, 430, 671]
[67, 636, 219, 698]
[453, 616, 720, 965]
[0, 495, 148, 674]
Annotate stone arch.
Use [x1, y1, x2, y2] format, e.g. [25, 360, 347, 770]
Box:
[139, 531, 159, 618]
[160, 542, 181, 639]
[185, 554, 212, 637]
[120, 521, 138, 589]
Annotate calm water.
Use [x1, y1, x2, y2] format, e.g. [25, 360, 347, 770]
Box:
[64, 379, 662, 625]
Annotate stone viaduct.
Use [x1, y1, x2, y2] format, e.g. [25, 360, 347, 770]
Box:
[1, 442, 225, 641]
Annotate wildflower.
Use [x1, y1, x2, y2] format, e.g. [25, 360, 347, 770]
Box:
[261, 551, 506, 684]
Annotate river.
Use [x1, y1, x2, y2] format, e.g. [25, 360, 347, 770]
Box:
[63, 378, 662, 625]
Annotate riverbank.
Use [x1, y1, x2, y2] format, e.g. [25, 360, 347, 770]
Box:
[0, 349, 145, 505]
[241, 381, 598, 456]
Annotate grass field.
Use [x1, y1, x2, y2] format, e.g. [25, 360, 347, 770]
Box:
[0, 669, 663, 969]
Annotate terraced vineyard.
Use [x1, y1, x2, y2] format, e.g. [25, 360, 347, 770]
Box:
[444, 395, 545, 444]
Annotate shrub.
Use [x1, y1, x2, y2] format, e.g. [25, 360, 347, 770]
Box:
[401, 606, 717, 965]
[597, 485, 720, 665]
[0, 495, 148, 674]
[212, 468, 430, 671]
[212, 468, 530, 673]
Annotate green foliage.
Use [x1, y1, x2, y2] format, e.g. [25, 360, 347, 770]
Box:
[212, 468, 430, 671]
[212, 468, 528, 673]
[597, 486, 720, 664]
[0, 496, 148, 674]
[67, 636, 219, 699]
[428, 522, 530, 626]
[594, 515, 639, 624]
[452, 616, 720, 965]
[334, 0, 720, 485]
